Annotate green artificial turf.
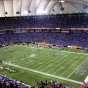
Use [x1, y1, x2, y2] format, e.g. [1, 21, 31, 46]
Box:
[0, 44, 88, 88]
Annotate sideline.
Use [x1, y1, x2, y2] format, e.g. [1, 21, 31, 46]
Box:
[5, 62, 83, 85]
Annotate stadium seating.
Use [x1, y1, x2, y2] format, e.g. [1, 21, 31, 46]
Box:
[0, 75, 30, 88]
[33, 80, 65, 88]
[0, 31, 88, 48]
[0, 75, 66, 88]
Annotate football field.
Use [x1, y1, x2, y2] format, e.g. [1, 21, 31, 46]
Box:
[0, 45, 88, 87]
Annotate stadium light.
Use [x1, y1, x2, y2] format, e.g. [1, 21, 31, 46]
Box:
[21, 10, 29, 15]
[56, 28, 60, 29]
[36, 8, 48, 15]
[59, 0, 64, 3]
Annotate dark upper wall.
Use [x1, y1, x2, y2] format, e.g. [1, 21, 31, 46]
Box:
[0, 13, 88, 29]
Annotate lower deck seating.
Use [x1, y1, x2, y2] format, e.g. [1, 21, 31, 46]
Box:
[0, 32, 88, 48]
[0, 75, 30, 88]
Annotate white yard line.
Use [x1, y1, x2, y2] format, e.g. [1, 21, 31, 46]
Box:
[59, 50, 88, 56]
[45, 54, 68, 72]
[5, 62, 83, 85]
[67, 58, 87, 78]
[62, 58, 81, 76]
